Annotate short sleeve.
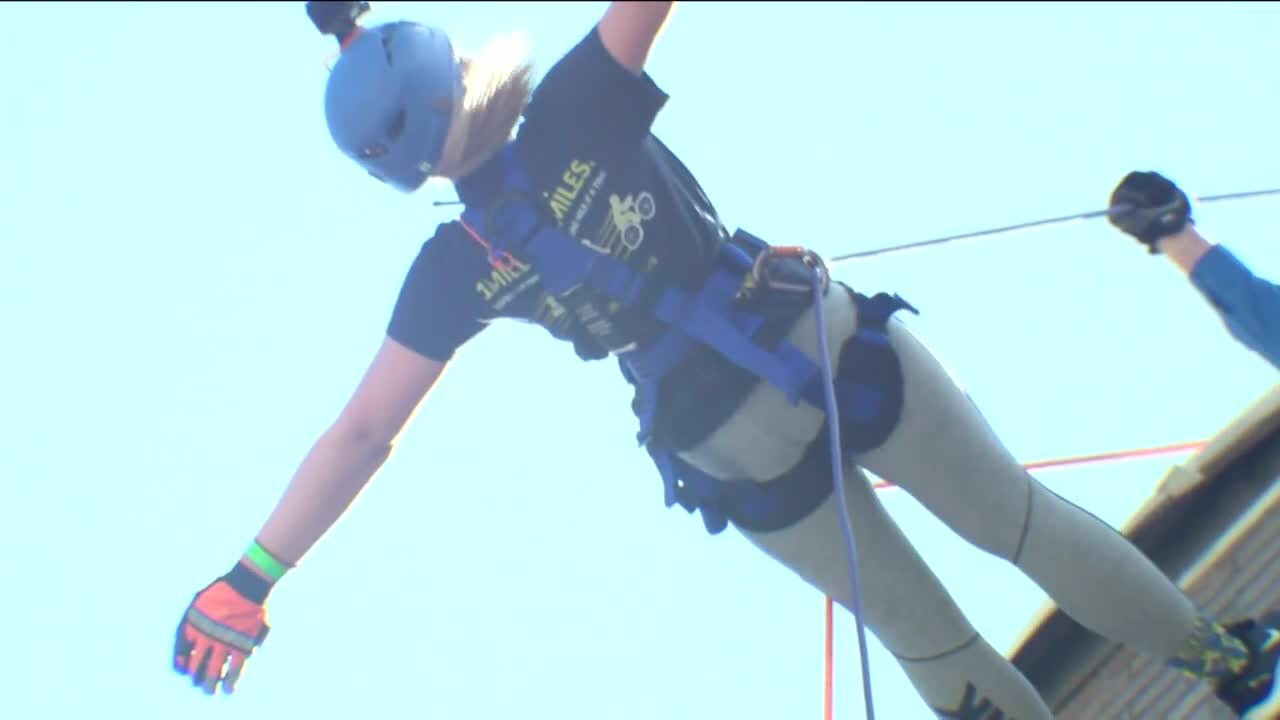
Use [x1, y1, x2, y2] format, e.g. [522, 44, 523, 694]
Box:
[521, 26, 670, 149]
[386, 225, 488, 362]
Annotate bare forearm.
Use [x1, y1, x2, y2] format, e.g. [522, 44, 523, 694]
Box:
[1157, 226, 1214, 274]
[600, 1, 677, 75]
[252, 427, 392, 565]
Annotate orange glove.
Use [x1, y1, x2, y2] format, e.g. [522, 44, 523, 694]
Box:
[173, 565, 271, 695]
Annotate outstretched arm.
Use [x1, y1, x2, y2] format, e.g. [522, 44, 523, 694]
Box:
[248, 337, 447, 569]
[173, 336, 447, 694]
[1161, 227, 1280, 370]
[1155, 226, 1213, 274]
[597, 1, 677, 76]
[1108, 171, 1280, 370]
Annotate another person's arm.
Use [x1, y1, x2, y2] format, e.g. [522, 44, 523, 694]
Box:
[1154, 225, 1213, 274]
[1108, 170, 1280, 369]
[1159, 227, 1280, 369]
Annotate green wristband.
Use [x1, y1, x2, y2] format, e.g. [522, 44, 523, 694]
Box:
[244, 541, 291, 582]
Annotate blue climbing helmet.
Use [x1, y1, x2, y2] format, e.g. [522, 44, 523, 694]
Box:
[324, 21, 464, 192]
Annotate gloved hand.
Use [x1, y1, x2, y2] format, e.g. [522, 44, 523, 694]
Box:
[173, 568, 271, 695]
[307, 1, 371, 41]
[1107, 170, 1193, 254]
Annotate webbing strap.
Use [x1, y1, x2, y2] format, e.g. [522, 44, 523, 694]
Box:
[651, 291, 918, 535]
[644, 272, 817, 403]
[454, 144, 916, 536]
[459, 145, 820, 410]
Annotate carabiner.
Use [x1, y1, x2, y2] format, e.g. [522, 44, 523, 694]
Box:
[750, 245, 830, 295]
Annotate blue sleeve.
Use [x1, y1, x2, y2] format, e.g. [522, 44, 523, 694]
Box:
[1189, 244, 1280, 369]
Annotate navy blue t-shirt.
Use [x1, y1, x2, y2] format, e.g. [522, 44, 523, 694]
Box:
[387, 27, 728, 363]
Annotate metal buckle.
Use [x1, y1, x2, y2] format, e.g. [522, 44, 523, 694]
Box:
[750, 246, 830, 295]
[487, 248, 521, 274]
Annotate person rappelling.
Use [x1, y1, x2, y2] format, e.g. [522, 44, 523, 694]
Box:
[172, 3, 1280, 717]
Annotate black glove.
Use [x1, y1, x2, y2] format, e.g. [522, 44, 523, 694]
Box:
[307, 1, 371, 43]
[1107, 171, 1193, 254]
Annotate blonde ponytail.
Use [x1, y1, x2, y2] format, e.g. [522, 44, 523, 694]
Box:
[432, 32, 535, 180]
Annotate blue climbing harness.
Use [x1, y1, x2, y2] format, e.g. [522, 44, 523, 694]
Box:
[456, 142, 917, 535]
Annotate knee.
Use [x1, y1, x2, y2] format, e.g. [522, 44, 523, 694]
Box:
[852, 582, 978, 661]
[1007, 476, 1049, 568]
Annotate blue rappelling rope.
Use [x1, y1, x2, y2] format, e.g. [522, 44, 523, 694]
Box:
[810, 267, 876, 720]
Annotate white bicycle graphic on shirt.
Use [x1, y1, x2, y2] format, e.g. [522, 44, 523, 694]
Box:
[609, 191, 656, 250]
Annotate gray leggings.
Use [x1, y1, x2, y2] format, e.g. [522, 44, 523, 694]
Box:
[676, 286, 1200, 718]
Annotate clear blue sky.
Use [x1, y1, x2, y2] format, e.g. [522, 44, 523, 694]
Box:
[3, 2, 1278, 718]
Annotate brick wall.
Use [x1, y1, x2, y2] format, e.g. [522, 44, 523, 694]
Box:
[1050, 483, 1280, 719]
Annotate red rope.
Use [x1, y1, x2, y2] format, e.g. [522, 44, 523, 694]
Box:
[823, 439, 1206, 716]
[866, 440, 1207, 490]
[824, 597, 834, 720]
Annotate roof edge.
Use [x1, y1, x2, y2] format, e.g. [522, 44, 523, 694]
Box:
[1006, 383, 1280, 666]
